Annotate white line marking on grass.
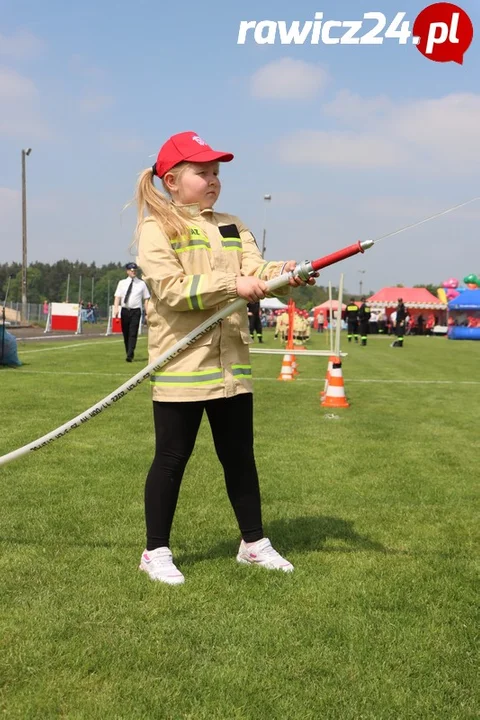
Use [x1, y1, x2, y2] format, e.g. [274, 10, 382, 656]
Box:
[18, 333, 106, 341]
[16, 370, 136, 377]
[9, 371, 480, 386]
[19, 338, 146, 354]
[253, 378, 480, 386]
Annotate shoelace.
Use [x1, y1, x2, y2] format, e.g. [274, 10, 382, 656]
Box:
[149, 553, 173, 566]
[255, 542, 281, 560]
[264, 546, 282, 559]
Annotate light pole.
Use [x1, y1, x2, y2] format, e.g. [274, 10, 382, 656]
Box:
[261, 193, 271, 258]
[21, 148, 32, 323]
[358, 269, 366, 296]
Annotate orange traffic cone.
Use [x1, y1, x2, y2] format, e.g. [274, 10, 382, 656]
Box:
[320, 355, 336, 398]
[321, 358, 349, 408]
[291, 355, 299, 377]
[278, 353, 295, 381]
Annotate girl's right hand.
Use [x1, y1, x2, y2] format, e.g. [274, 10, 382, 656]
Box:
[236, 276, 268, 302]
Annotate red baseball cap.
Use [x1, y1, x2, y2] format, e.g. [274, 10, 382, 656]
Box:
[153, 131, 234, 178]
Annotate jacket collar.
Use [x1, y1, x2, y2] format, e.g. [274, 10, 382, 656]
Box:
[171, 202, 215, 219]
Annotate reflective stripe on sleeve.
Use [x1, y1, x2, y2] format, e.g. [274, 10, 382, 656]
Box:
[255, 262, 270, 279]
[186, 274, 204, 311]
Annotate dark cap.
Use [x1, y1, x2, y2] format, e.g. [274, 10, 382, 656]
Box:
[126, 262, 138, 270]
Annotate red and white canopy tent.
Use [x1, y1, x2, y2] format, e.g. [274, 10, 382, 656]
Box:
[366, 287, 447, 323]
[312, 300, 347, 329]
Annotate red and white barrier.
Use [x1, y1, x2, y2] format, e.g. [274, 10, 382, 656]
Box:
[44, 303, 82, 334]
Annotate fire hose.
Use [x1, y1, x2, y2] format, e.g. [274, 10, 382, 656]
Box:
[1, 194, 478, 467]
[0, 240, 372, 467]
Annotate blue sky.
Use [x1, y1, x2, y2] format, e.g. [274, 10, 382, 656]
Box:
[1, 0, 479, 292]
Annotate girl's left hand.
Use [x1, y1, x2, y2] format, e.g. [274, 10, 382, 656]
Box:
[283, 260, 319, 287]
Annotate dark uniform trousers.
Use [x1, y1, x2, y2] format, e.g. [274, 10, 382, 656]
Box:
[247, 302, 263, 342]
[392, 321, 405, 347]
[249, 312, 263, 341]
[346, 304, 359, 342]
[121, 307, 141, 360]
[347, 320, 359, 342]
[358, 304, 371, 346]
[359, 319, 369, 346]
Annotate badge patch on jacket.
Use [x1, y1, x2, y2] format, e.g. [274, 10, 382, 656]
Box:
[219, 224, 242, 252]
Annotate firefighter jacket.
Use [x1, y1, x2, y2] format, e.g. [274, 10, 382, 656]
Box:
[346, 303, 359, 322]
[137, 204, 287, 402]
[396, 303, 407, 323]
[275, 312, 289, 337]
[358, 303, 371, 323]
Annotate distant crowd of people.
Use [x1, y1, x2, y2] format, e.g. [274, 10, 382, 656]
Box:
[79, 301, 100, 323]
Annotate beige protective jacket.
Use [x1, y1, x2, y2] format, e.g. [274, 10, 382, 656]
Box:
[137, 204, 287, 402]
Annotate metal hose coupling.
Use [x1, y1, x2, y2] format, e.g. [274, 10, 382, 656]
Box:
[292, 260, 315, 281]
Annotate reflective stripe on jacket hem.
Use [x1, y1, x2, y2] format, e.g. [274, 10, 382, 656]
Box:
[151, 368, 223, 386]
[232, 364, 252, 379]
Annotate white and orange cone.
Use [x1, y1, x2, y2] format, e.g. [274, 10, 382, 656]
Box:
[320, 355, 336, 398]
[321, 358, 349, 408]
[291, 355, 299, 377]
[278, 353, 295, 381]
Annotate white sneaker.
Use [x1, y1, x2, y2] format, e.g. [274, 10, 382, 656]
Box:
[139, 547, 185, 585]
[236, 537, 294, 572]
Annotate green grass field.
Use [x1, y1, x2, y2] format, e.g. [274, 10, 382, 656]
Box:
[1, 330, 479, 719]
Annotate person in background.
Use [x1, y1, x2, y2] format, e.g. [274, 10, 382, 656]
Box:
[417, 314, 425, 335]
[388, 309, 397, 335]
[358, 296, 371, 346]
[247, 300, 263, 343]
[378, 309, 387, 334]
[317, 311, 324, 332]
[114, 262, 151, 362]
[345, 298, 359, 343]
[391, 298, 407, 348]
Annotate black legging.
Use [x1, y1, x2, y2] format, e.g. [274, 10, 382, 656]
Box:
[145, 393, 263, 550]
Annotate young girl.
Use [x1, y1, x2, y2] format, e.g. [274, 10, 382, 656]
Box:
[134, 131, 315, 585]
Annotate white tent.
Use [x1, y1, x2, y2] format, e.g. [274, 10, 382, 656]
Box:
[260, 297, 288, 310]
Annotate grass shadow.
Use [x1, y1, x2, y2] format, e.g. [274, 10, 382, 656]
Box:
[0, 517, 406, 561]
[177, 515, 405, 566]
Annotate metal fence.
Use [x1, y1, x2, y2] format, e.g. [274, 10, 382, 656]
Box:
[2, 302, 108, 327]
[2, 302, 45, 326]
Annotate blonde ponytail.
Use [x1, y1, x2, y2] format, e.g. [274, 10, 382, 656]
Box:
[133, 165, 191, 243]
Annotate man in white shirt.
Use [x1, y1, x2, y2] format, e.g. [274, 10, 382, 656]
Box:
[113, 263, 151, 362]
[389, 310, 397, 335]
[369, 309, 378, 334]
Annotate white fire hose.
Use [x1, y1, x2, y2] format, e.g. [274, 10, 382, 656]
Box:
[0, 264, 318, 467]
